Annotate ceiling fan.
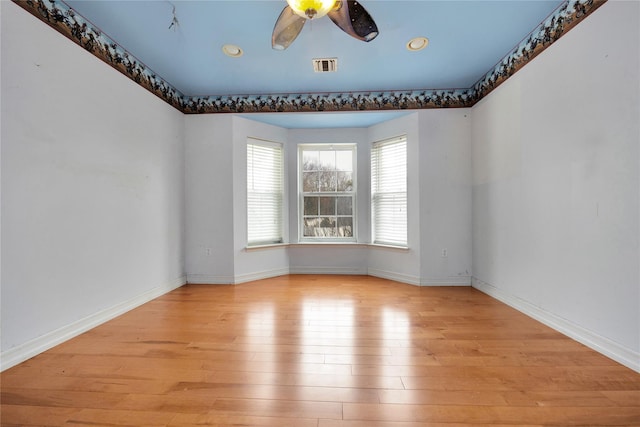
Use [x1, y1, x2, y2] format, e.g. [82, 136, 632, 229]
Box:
[272, 0, 379, 50]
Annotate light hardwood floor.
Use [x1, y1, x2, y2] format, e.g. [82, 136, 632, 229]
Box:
[2, 275, 639, 426]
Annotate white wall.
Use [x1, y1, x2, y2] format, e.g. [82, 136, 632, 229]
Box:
[418, 109, 472, 286]
[184, 115, 235, 283]
[1, 2, 186, 369]
[471, 0, 639, 370]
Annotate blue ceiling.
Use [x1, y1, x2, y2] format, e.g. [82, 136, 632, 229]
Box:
[57, 0, 564, 127]
[240, 111, 412, 129]
[64, 0, 562, 96]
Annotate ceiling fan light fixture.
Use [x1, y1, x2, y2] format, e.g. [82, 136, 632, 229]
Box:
[286, 0, 336, 19]
[407, 37, 429, 51]
[222, 44, 243, 57]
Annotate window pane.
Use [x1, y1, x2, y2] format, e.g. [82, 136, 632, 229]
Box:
[337, 196, 352, 215]
[336, 150, 352, 171]
[303, 171, 318, 192]
[303, 217, 337, 237]
[337, 217, 353, 237]
[319, 196, 335, 215]
[337, 171, 353, 191]
[303, 151, 319, 171]
[303, 217, 320, 237]
[318, 170, 336, 191]
[304, 196, 318, 215]
[319, 217, 337, 236]
[319, 150, 335, 170]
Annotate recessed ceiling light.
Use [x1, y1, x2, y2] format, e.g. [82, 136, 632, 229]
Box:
[406, 37, 429, 51]
[222, 44, 243, 57]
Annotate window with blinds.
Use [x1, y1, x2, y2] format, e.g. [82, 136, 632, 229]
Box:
[371, 135, 407, 247]
[247, 139, 283, 246]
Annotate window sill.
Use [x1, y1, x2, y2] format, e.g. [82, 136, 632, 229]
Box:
[368, 243, 410, 251]
[245, 243, 288, 251]
[291, 242, 368, 248]
[245, 242, 409, 251]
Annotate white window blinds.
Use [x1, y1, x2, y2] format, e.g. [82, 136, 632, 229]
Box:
[247, 139, 283, 246]
[371, 135, 407, 246]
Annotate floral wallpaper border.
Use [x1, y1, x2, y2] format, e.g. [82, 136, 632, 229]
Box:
[13, 0, 606, 114]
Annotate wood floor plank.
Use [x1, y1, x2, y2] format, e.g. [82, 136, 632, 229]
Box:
[199, 370, 404, 389]
[343, 403, 640, 425]
[379, 388, 619, 407]
[169, 413, 320, 427]
[602, 390, 640, 406]
[319, 421, 543, 427]
[2, 274, 639, 426]
[398, 366, 640, 392]
[211, 397, 342, 419]
[0, 388, 125, 409]
[0, 405, 80, 427]
[165, 382, 380, 403]
[63, 407, 179, 426]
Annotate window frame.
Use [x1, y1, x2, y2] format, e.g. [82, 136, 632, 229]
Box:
[246, 138, 284, 247]
[298, 143, 357, 243]
[371, 135, 408, 248]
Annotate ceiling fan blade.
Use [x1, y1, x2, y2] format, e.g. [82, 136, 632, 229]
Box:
[272, 6, 307, 50]
[328, 0, 378, 42]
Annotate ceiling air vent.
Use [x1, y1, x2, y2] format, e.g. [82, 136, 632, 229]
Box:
[313, 58, 338, 73]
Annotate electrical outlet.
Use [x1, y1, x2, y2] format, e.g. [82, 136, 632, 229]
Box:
[441, 249, 448, 258]
[205, 248, 212, 256]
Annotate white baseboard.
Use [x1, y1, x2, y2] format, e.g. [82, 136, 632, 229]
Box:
[421, 276, 471, 286]
[234, 268, 290, 284]
[472, 277, 640, 373]
[186, 274, 234, 284]
[289, 266, 368, 275]
[189, 269, 290, 285]
[0, 276, 186, 372]
[367, 268, 421, 286]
